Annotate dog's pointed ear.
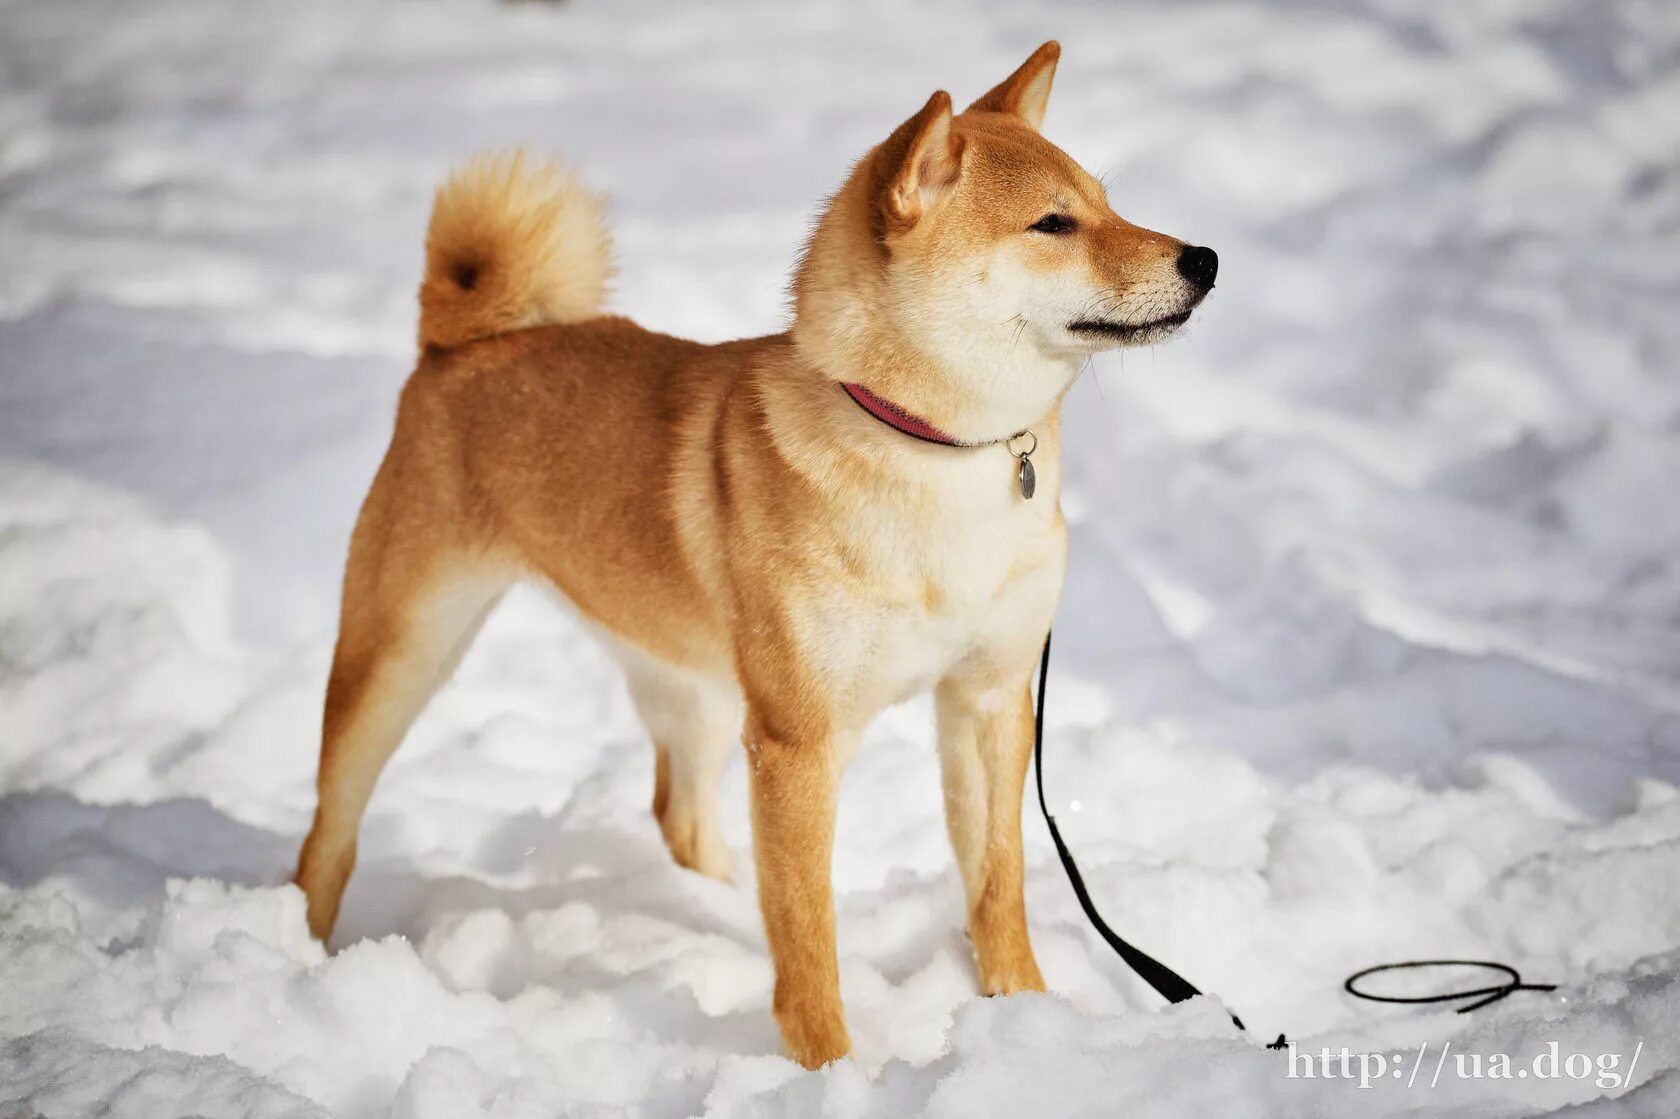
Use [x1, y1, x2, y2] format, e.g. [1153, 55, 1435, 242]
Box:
[966, 41, 1060, 130]
[880, 90, 964, 231]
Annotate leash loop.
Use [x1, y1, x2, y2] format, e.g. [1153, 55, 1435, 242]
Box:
[1031, 630, 1556, 1051]
[1343, 960, 1557, 1014]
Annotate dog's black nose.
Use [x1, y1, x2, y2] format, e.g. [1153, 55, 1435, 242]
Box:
[1176, 244, 1218, 289]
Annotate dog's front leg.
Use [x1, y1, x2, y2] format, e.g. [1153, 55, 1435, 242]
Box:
[745, 707, 852, 1068]
[935, 668, 1047, 996]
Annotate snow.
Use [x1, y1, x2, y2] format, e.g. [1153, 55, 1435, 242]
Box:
[3, 0, 1679, 1114]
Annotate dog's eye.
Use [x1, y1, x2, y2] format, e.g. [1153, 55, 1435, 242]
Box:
[1029, 214, 1076, 234]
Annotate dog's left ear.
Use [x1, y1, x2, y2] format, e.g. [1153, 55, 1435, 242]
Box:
[966, 41, 1060, 131]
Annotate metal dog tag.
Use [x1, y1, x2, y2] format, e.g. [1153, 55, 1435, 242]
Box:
[1007, 430, 1039, 500]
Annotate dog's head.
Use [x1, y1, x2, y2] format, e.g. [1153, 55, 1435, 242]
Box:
[794, 42, 1215, 440]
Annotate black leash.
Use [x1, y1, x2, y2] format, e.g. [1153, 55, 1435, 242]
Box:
[1030, 630, 1556, 1048]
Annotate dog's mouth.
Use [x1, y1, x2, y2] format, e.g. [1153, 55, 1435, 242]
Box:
[1067, 309, 1193, 342]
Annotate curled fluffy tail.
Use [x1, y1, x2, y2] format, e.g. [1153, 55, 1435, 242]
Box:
[418, 150, 612, 350]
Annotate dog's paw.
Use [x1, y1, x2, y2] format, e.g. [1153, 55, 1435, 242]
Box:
[775, 1002, 853, 1069]
[658, 813, 733, 882]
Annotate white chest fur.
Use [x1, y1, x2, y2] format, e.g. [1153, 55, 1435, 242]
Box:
[795, 449, 1066, 723]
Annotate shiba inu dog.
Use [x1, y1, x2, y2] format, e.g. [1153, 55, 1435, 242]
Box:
[295, 41, 1216, 1067]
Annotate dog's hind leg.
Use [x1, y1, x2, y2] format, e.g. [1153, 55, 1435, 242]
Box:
[295, 495, 511, 940]
[623, 654, 740, 881]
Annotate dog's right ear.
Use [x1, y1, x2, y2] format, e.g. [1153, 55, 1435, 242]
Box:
[966, 41, 1060, 131]
[878, 90, 964, 234]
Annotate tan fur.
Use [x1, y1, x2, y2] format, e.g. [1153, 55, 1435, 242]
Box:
[968, 40, 1060, 129]
[296, 42, 1212, 1068]
[418, 151, 612, 350]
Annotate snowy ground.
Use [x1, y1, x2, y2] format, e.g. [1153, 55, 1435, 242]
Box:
[3, 0, 1680, 1115]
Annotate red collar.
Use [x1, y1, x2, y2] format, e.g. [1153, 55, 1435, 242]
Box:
[839, 381, 1040, 498]
[842, 382, 984, 447]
